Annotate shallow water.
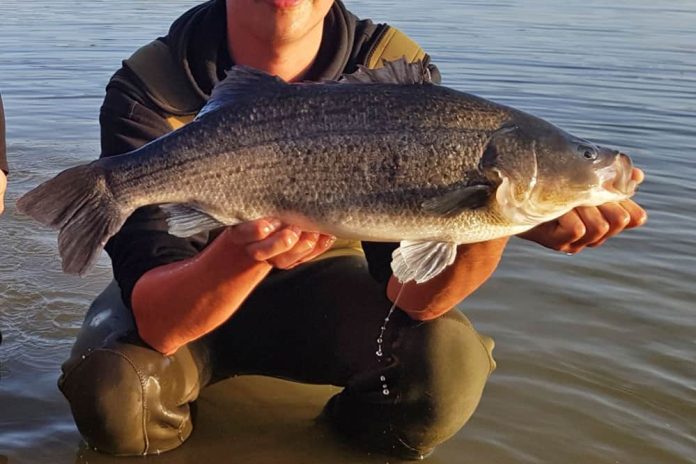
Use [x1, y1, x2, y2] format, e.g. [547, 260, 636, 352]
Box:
[0, 1, 694, 463]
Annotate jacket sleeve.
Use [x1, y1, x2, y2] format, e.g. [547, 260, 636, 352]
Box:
[100, 68, 209, 307]
[361, 59, 441, 284]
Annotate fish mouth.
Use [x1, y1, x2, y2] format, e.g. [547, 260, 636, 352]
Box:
[598, 152, 636, 197]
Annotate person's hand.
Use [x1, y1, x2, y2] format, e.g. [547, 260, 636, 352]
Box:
[0, 171, 6, 215]
[225, 218, 336, 269]
[517, 168, 647, 254]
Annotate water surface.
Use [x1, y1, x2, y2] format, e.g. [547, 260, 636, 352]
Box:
[1, 1, 694, 463]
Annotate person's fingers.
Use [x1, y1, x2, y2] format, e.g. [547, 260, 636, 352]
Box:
[267, 231, 320, 269]
[284, 234, 337, 268]
[631, 167, 645, 184]
[617, 199, 647, 228]
[516, 209, 584, 251]
[552, 209, 587, 252]
[584, 203, 630, 248]
[244, 226, 301, 261]
[227, 218, 283, 244]
[568, 206, 610, 249]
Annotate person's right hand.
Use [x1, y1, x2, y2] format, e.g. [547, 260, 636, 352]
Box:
[0, 171, 6, 214]
[225, 218, 336, 269]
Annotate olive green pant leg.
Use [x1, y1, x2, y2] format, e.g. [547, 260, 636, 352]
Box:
[322, 309, 496, 457]
[211, 256, 496, 458]
[58, 281, 212, 455]
[61, 257, 494, 458]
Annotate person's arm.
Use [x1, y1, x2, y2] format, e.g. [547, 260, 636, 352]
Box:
[132, 220, 335, 355]
[386, 238, 508, 321]
[0, 94, 7, 214]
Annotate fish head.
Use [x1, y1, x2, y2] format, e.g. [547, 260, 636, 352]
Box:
[480, 116, 637, 225]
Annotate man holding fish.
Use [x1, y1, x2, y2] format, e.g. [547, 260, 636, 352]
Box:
[20, 0, 646, 459]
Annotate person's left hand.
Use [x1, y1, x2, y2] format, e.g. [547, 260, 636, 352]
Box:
[517, 168, 647, 254]
[0, 171, 6, 215]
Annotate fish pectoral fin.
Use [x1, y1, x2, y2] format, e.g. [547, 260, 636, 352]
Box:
[160, 203, 231, 237]
[391, 240, 458, 284]
[421, 184, 492, 216]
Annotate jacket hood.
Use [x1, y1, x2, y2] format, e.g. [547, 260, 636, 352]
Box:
[164, 0, 358, 100]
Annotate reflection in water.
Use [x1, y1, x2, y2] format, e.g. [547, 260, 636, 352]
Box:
[1, 0, 695, 463]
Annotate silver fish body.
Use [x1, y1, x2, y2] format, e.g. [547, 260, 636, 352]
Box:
[17, 60, 637, 280]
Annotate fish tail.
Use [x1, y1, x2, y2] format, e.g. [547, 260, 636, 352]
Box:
[16, 162, 127, 275]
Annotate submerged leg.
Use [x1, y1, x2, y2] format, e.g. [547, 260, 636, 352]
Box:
[211, 255, 496, 459]
[61, 256, 495, 458]
[58, 281, 212, 455]
[322, 308, 496, 458]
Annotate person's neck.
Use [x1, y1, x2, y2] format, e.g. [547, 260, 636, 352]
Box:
[226, 19, 324, 82]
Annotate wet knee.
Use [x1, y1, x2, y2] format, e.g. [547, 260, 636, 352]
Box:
[392, 312, 496, 448]
[59, 347, 191, 455]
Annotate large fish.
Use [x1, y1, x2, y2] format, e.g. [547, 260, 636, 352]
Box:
[17, 60, 637, 282]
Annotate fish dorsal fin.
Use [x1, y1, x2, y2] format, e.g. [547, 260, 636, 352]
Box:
[161, 203, 232, 237]
[196, 66, 288, 120]
[391, 240, 458, 284]
[339, 58, 433, 85]
[422, 184, 493, 216]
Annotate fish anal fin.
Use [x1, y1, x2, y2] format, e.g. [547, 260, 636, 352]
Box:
[391, 240, 458, 284]
[422, 185, 492, 216]
[161, 203, 232, 237]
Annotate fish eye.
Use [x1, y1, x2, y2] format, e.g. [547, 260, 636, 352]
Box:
[578, 144, 598, 161]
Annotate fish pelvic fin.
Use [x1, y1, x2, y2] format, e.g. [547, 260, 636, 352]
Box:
[161, 203, 232, 237]
[391, 240, 458, 284]
[16, 163, 127, 275]
[339, 58, 433, 85]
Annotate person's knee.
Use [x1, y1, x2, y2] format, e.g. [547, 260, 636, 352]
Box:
[392, 311, 496, 449]
[59, 345, 193, 455]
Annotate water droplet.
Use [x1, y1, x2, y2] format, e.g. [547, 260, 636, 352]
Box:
[382, 384, 388, 389]
[81, 355, 86, 360]
[377, 338, 383, 344]
[382, 389, 390, 395]
[376, 350, 383, 357]
[380, 375, 386, 381]
[385, 317, 390, 322]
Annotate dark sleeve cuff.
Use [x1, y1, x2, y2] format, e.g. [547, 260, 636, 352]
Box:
[361, 241, 399, 284]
